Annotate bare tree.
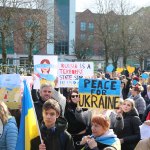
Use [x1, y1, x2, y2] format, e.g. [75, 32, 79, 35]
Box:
[0, 0, 63, 68]
[129, 7, 150, 70]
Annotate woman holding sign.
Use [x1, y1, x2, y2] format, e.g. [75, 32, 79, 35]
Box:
[0, 101, 18, 150]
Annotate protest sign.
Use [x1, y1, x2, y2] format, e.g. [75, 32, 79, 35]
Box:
[33, 55, 58, 89]
[0, 74, 21, 109]
[57, 62, 94, 87]
[78, 79, 121, 109]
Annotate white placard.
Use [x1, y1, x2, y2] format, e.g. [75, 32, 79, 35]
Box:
[58, 62, 94, 88]
[33, 55, 58, 89]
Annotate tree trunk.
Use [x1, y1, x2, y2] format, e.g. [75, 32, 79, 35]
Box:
[123, 53, 127, 67]
[139, 56, 144, 71]
[28, 42, 33, 72]
[104, 40, 109, 71]
[1, 32, 7, 65]
[112, 61, 118, 71]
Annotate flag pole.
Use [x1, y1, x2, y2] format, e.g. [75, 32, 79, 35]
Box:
[27, 82, 43, 144]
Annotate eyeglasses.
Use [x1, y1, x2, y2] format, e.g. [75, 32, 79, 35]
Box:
[71, 95, 79, 98]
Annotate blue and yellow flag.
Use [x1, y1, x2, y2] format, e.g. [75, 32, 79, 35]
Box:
[16, 81, 39, 150]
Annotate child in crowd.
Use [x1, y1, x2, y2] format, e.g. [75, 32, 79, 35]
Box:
[31, 99, 75, 150]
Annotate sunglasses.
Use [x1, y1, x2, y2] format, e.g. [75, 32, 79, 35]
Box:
[71, 95, 79, 98]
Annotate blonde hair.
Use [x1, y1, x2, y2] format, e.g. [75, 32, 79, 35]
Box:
[124, 98, 135, 108]
[0, 101, 10, 124]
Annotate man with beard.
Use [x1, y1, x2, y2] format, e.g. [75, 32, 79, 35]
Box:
[34, 84, 53, 125]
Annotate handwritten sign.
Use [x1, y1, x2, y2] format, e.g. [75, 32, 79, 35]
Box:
[78, 79, 121, 109]
[0, 74, 21, 109]
[58, 62, 94, 88]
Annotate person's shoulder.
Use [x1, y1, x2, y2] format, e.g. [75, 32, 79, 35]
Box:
[6, 117, 17, 129]
[57, 129, 72, 142]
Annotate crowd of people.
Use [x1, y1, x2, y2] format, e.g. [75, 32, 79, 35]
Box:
[0, 70, 150, 150]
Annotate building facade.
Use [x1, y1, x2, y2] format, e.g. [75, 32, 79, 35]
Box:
[46, 0, 75, 55]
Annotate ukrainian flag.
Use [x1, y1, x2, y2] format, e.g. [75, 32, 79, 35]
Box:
[16, 81, 39, 150]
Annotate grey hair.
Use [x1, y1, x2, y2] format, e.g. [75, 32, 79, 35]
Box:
[40, 84, 52, 91]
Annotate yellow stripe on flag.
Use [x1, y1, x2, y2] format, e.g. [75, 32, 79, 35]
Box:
[25, 108, 39, 150]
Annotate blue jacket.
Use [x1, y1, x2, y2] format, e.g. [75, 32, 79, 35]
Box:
[0, 117, 18, 150]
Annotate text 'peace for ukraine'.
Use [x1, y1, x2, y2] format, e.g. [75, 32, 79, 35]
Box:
[78, 79, 121, 109]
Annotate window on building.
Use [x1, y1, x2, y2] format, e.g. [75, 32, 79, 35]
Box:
[20, 57, 28, 66]
[88, 23, 94, 32]
[108, 24, 118, 33]
[55, 41, 68, 55]
[0, 31, 14, 54]
[80, 22, 86, 31]
[80, 34, 86, 40]
[24, 42, 40, 55]
[88, 35, 94, 41]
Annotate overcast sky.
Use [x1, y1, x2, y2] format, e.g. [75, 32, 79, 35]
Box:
[76, 0, 150, 12]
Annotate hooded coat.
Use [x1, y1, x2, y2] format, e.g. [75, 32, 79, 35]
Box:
[0, 117, 18, 150]
[116, 108, 141, 150]
[130, 94, 146, 117]
[31, 117, 75, 150]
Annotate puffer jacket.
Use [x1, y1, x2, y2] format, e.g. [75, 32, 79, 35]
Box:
[31, 117, 75, 150]
[0, 117, 18, 150]
[116, 108, 142, 150]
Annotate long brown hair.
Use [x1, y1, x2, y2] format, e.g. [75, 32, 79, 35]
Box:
[0, 101, 10, 124]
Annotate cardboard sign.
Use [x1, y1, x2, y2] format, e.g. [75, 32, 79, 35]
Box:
[33, 55, 58, 89]
[58, 62, 94, 87]
[0, 74, 21, 109]
[106, 64, 114, 72]
[116, 67, 124, 73]
[127, 66, 135, 74]
[78, 79, 121, 109]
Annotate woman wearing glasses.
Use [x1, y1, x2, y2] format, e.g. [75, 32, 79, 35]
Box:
[65, 88, 88, 150]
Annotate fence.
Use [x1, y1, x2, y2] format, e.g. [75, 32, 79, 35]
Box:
[0, 65, 33, 74]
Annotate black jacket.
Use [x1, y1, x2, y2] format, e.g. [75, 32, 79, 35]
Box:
[65, 102, 87, 135]
[34, 97, 44, 125]
[116, 108, 142, 150]
[31, 117, 75, 150]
